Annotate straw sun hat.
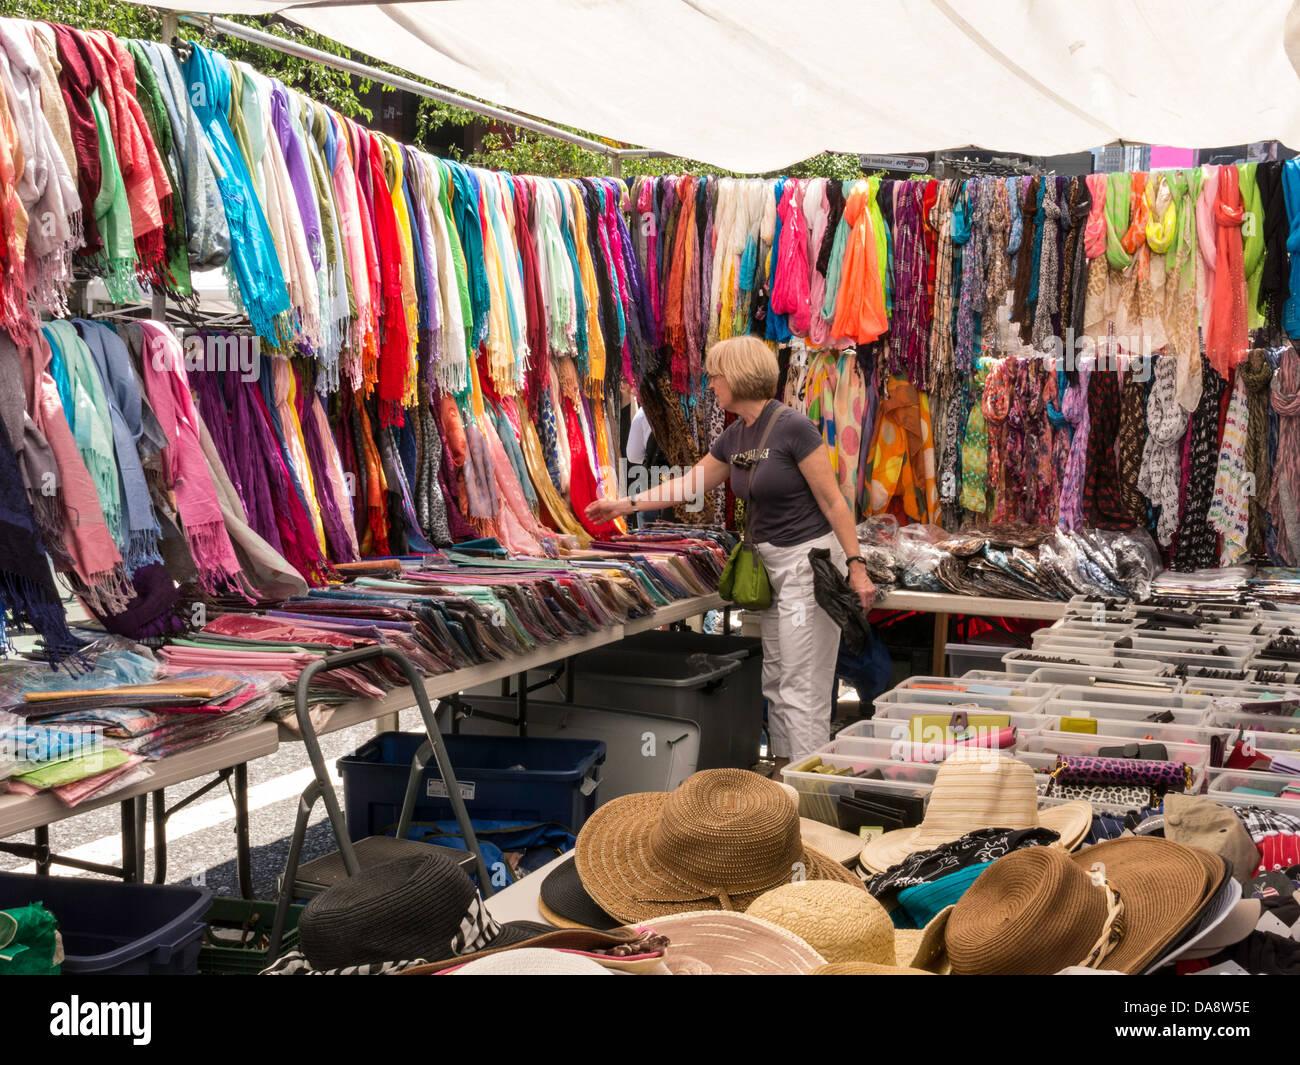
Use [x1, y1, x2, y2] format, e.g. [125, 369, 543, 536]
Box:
[746, 880, 948, 974]
[859, 748, 1093, 874]
[945, 836, 1228, 975]
[574, 769, 864, 923]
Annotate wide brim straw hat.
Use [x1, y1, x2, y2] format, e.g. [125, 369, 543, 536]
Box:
[776, 781, 871, 865]
[747, 880, 950, 973]
[859, 748, 1092, 874]
[625, 911, 827, 975]
[575, 769, 864, 923]
[945, 837, 1227, 975]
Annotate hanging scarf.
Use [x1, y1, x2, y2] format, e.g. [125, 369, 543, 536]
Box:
[832, 179, 889, 346]
[954, 181, 986, 374]
[135, 321, 248, 595]
[0, 59, 32, 344]
[1172, 360, 1229, 572]
[771, 179, 811, 335]
[0, 20, 81, 316]
[928, 181, 959, 389]
[16, 331, 125, 611]
[1206, 165, 1248, 380]
[1031, 177, 1062, 351]
[1058, 367, 1092, 531]
[1258, 161, 1290, 333]
[1267, 346, 1300, 564]
[984, 179, 1011, 346]
[1165, 168, 1203, 411]
[1208, 370, 1251, 566]
[1010, 177, 1038, 343]
[1138, 355, 1190, 547]
[1241, 349, 1274, 557]
[1081, 366, 1133, 527]
[1116, 360, 1148, 525]
[76, 320, 162, 572]
[185, 44, 291, 344]
[1063, 178, 1092, 345]
[981, 357, 1011, 520]
[869, 378, 935, 523]
[0, 403, 80, 665]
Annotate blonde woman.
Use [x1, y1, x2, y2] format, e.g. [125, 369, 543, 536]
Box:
[586, 336, 875, 767]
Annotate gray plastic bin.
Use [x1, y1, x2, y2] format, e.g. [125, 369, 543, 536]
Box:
[467, 631, 764, 772]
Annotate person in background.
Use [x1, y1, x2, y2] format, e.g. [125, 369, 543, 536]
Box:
[625, 406, 651, 530]
[587, 335, 875, 768]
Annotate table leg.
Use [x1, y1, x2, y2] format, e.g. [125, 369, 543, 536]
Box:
[34, 825, 50, 876]
[234, 762, 253, 900]
[152, 790, 167, 884]
[932, 612, 949, 677]
[120, 800, 137, 883]
[134, 795, 148, 882]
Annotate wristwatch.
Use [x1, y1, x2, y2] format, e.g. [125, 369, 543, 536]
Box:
[846, 556, 869, 570]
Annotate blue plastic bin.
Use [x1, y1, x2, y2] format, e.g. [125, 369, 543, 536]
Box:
[338, 733, 606, 839]
[0, 872, 211, 975]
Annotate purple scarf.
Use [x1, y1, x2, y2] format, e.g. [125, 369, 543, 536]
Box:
[272, 83, 323, 274]
[297, 376, 356, 563]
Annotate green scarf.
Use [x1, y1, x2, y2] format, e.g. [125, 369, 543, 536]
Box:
[1239, 162, 1265, 330]
[1104, 172, 1133, 271]
[126, 40, 192, 298]
[89, 90, 139, 303]
[959, 359, 991, 513]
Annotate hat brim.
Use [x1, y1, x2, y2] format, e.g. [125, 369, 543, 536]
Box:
[809, 962, 935, 975]
[540, 856, 622, 930]
[575, 790, 864, 923]
[798, 817, 866, 866]
[1151, 876, 1254, 967]
[626, 911, 827, 975]
[859, 801, 1095, 874]
[398, 925, 641, 974]
[1065, 839, 1226, 974]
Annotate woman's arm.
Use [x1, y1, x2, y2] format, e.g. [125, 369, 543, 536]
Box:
[585, 455, 730, 523]
[798, 446, 876, 612]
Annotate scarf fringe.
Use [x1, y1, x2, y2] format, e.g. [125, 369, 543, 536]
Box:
[124, 529, 165, 574]
[71, 565, 135, 617]
[0, 570, 83, 667]
[30, 495, 73, 572]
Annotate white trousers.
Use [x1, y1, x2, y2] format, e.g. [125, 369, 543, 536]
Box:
[755, 531, 845, 762]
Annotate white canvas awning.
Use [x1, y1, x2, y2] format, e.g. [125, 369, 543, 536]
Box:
[129, 1, 1300, 173]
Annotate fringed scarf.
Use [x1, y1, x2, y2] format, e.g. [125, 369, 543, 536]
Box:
[1206, 164, 1248, 380]
[1267, 346, 1300, 565]
[135, 322, 248, 596]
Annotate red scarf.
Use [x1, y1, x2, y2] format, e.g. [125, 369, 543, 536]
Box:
[1207, 165, 1248, 380]
[366, 131, 409, 427]
[49, 23, 101, 255]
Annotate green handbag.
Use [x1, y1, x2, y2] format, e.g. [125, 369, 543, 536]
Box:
[718, 403, 784, 611]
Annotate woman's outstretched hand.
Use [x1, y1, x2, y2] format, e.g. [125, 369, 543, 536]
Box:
[585, 498, 628, 524]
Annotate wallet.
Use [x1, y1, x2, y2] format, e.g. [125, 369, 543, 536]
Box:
[1097, 742, 1169, 761]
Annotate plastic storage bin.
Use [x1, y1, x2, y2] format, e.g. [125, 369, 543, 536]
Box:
[1026, 665, 1182, 690]
[338, 732, 606, 837]
[1208, 766, 1300, 807]
[875, 677, 1055, 715]
[1019, 731, 1210, 793]
[0, 872, 210, 975]
[945, 642, 1023, 677]
[468, 633, 761, 772]
[198, 898, 303, 975]
[450, 696, 701, 800]
[781, 754, 938, 825]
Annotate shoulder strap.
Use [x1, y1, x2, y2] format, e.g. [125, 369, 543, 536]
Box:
[736, 401, 786, 538]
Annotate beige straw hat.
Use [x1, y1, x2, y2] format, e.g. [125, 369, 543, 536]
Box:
[626, 911, 827, 975]
[574, 769, 865, 923]
[859, 748, 1093, 874]
[945, 837, 1227, 975]
[747, 880, 949, 973]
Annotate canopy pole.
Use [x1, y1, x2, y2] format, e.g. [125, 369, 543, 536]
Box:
[177, 12, 631, 158]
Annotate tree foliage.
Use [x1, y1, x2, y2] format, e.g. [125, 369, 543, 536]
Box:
[11, 1, 863, 181]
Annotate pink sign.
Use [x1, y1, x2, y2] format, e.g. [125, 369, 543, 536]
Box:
[1150, 145, 1196, 169]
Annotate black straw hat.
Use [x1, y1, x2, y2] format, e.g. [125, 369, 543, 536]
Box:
[539, 856, 621, 931]
[298, 849, 551, 970]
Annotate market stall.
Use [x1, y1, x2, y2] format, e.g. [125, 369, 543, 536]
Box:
[0, 1, 1298, 988]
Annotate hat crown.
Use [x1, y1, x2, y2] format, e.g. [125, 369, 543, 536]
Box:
[748, 881, 897, 966]
[650, 770, 803, 895]
[946, 847, 1108, 975]
[913, 751, 1038, 846]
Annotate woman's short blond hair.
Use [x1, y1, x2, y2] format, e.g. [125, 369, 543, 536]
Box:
[705, 336, 779, 401]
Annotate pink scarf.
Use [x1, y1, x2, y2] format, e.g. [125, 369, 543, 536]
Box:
[137, 321, 247, 595]
[21, 332, 126, 610]
[1083, 175, 1108, 259]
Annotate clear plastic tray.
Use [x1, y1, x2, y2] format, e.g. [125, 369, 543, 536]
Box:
[781, 754, 938, 826]
[874, 678, 1055, 716]
[1207, 766, 1300, 807]
[1018, 730, 1210, 793]
[1024, 665, 1180, 689]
